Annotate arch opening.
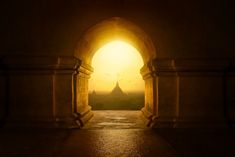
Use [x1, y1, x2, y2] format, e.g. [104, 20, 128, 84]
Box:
[74, 17, 156, 127]
[89, 40, 145, 110]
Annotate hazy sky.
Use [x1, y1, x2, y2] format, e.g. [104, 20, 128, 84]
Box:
[89, 40, 144, 93]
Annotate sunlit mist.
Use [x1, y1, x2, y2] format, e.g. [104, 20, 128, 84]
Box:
[89, 40, 144, 93]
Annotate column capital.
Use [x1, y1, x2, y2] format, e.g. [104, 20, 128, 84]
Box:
[76, 62, 93, 78]
[140, 62, 157, 80]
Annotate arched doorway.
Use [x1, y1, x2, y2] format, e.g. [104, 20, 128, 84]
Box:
[89, 40, 144, 110]
[73, 17, 157, 127]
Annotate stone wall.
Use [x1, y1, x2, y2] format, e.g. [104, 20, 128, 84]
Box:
[1, 1, 234, 58]
[0, 0, 234, 128]
[1, 56, 235, 128]
[0, 56, 93, 128]
[141, 59, 235, 128]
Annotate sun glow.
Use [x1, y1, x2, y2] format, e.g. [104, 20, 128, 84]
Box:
[89, 40, 144, 93]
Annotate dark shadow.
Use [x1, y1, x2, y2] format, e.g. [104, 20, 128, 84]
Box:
[155, 128, 235, 157]
[224, 61, 235, 128]
[0, 57, 10, 128]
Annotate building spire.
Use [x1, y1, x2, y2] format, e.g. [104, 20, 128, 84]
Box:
[110, 81, 125, 96]
[116, 81, 119, 87]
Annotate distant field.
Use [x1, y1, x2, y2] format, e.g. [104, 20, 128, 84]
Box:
[89, 92, 144, 110]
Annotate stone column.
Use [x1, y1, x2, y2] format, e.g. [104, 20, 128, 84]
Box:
[141, 60, 178, 127]
[73, 63, 93, 127]
[1, 56, 93, 128]
[142, 59, 232, 128]
[140, 63, 157, 126]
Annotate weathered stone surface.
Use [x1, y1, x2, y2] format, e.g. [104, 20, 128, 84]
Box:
[0, 0, 234, 128]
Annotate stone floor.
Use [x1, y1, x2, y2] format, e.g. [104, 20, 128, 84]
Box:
[0, 110, 235, 157]
[83, 110, 147, 129]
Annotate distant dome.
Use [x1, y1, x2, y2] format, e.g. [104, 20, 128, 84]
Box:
[110, 82, 125, 96]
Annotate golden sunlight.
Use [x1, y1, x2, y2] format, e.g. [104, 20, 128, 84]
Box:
[89, 40, 144, 93]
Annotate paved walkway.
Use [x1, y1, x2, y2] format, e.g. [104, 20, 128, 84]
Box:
[0, 110, 235, 157]
[83, 110, 147, 129]
[0, 110, 178, 157]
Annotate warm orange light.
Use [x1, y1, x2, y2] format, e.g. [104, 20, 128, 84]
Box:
[89, 40, 144, 93]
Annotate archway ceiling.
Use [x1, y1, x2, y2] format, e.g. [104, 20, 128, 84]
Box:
[75, 17, 156, 65]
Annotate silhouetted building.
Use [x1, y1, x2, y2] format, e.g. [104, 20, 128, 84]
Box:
[110, 82, 126, 97]
[89, 82, 144, 110]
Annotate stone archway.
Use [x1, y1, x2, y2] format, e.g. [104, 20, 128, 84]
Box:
[1, 17, 229, 128]
[73, 17, 157, 127]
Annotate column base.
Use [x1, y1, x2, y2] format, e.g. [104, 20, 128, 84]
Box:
[141, 107, 154, 127]
[74, 105, 94, 127]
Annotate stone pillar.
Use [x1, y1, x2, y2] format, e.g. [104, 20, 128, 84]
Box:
[141, 60, 179, 127]
[140, 63, 157, 126]
[142, 59, 232, 128]
[0, 56, 93, 128]
[73, 63, 93, 127]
